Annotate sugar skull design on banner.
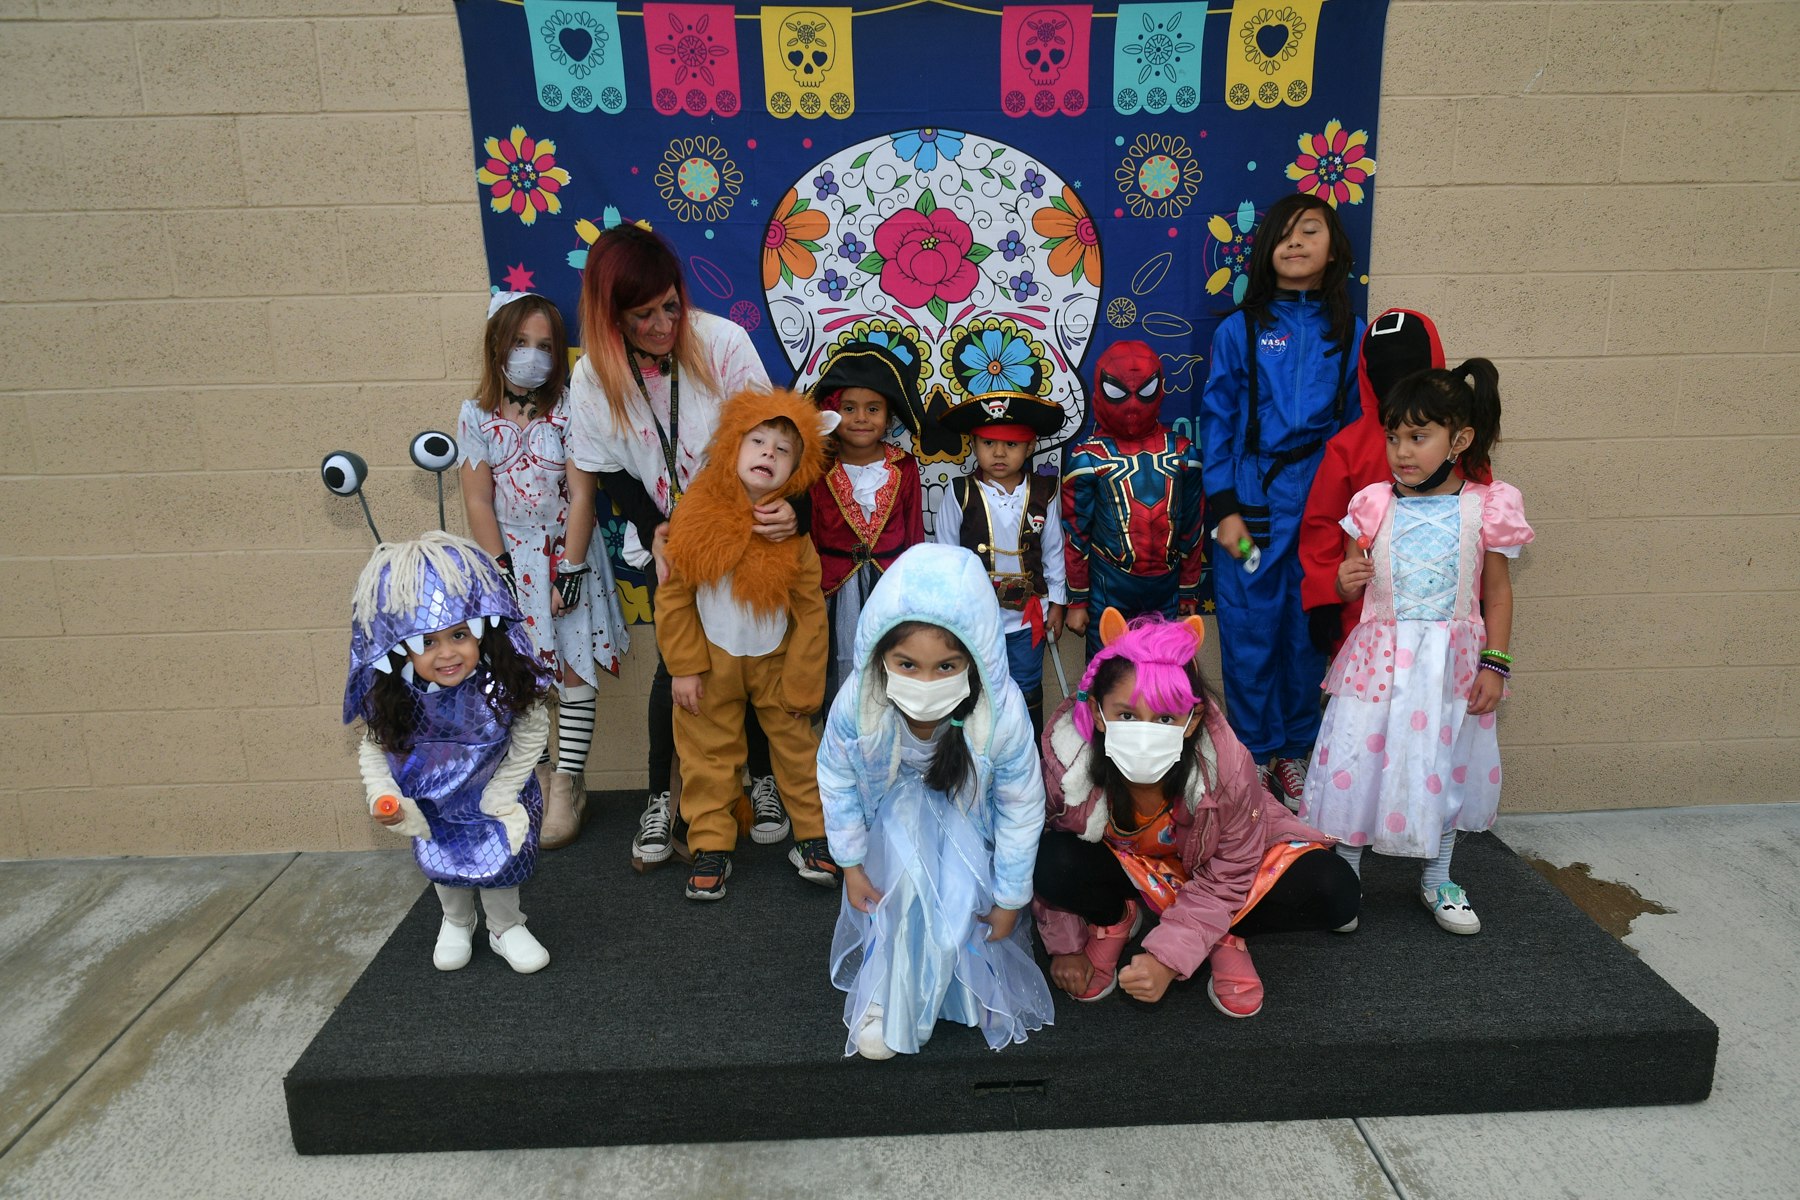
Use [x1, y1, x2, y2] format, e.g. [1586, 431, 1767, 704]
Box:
[761, 6, 855, 119]
[645, 3, 743, 117]
[451, 0, 1395, 610]
[1001, 5, 1093, 118]
[524, 0, 627, 114]
[1224, 0, 1322, 110]
[764, 129, 1100, 524]
[1112, 3, 1204, 114]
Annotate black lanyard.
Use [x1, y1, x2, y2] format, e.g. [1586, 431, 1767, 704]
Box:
[628, 352, 681, 509]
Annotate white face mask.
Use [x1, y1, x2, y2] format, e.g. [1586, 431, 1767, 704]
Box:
[1100, 718, 1190, 784]
[886, 669, 970, 723]
[503, 346, 553, 391]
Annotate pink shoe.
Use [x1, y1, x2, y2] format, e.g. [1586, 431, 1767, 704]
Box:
[1073, 900, 1141, 1002]
[1205, 934, 1264, 1018]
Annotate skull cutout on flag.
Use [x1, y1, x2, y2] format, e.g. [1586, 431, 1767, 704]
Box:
[762, 128, 1101, 528]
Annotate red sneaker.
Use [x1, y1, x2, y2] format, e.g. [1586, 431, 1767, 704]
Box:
[1205, 934, 1264, 1018]
[1073, 900, 1142, 1002]
[1269, 756, 1307, 811]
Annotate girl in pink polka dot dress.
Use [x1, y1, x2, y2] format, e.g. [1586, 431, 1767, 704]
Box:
[1296, 361, 1531, 935]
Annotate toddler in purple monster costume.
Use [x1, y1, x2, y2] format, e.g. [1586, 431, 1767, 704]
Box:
[345, 531, 557, 974]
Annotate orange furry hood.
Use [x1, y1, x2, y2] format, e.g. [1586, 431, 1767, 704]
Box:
[665, 387, 835, 615]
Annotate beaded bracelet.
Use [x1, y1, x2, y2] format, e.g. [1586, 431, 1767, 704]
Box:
[1480, 649, 1514, 665]
[1478, 660, 1511, 679]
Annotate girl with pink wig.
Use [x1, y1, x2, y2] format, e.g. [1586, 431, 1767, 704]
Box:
[1031, 611, 1360, 1017]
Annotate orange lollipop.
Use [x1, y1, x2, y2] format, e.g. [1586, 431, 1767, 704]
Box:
[373, 794, 401, 819]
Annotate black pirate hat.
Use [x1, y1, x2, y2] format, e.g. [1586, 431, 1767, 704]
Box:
[812, 336, 924, 433]
[936, 389, 1064, 440]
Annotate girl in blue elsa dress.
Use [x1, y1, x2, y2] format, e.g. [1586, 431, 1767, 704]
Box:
[819, 543, 1054, 1060]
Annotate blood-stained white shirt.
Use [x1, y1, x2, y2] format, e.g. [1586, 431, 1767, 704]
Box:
[565, 310, 770, 566]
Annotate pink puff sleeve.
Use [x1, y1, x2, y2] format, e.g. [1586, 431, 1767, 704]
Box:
[1479, 480, 1534, 557]
[1337, 482, 1391, 544]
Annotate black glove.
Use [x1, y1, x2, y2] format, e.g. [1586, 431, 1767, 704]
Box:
[494, 551, 519, 602]
[554, 563, 589, 608]
[1307, 604, 1344, 656]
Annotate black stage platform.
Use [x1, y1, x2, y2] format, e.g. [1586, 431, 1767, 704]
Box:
[286, 792, 1716, 1154]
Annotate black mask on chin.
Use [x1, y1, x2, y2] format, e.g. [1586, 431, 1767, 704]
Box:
[1396, 456, 1458, 494]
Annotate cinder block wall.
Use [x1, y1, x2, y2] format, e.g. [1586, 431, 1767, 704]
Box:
[0, 1, 1794, 858]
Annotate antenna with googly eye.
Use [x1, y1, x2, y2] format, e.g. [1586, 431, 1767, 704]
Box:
[409, 430, 458, 531]
[321, 450, 382, 543]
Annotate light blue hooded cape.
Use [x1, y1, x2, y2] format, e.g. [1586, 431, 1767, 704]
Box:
[816, 543, 1047, 909]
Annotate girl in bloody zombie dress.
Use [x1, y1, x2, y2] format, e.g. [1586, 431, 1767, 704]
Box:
[459, 291, 628, 851]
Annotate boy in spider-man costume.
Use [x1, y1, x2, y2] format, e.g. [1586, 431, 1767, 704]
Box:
[1062, 340, 1206, 659]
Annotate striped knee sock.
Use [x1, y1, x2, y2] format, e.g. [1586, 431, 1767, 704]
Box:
[556, 690, 596, 775]
[1420, 828, 1458, 893]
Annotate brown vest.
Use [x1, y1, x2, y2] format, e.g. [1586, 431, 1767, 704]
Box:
[953, 473, 1056, 607]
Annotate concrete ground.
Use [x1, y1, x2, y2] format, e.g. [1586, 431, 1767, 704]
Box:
[1, 804, 1795, 1200]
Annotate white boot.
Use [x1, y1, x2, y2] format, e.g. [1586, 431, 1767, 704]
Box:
[854, 1004, 894, 1060]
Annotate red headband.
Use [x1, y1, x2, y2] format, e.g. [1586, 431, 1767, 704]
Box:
[971, 423, 1035, 443]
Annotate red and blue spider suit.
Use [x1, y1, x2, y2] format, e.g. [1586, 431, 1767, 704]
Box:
[1061, 341, 1206, 659]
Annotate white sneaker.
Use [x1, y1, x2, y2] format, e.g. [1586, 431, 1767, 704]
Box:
[489, 924, 551, 973]
[1333, 916, 1360, 934]
[1421, 882, 1481, 935]
[433, 916, 476, 971]
[854, 1004, 894, 1060]
[749, 774, 790, 844]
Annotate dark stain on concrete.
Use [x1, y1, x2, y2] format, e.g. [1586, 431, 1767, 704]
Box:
[1525, 858, 1673, 954]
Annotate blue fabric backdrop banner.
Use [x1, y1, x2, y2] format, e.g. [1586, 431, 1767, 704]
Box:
[455, 0, 1390, 615]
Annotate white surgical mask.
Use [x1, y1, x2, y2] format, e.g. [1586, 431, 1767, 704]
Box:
[885, 669, 970, 723]
[1101, 718, 1189, 784]
[503, 346, 553, 391]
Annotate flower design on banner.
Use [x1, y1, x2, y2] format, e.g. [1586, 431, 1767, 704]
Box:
[1203, 199, 1260, 304]
[567, 206, 624, 271]
[870, 194, 984, 320]
[1114, 132, 1201, 220]
[889, 128, 965, 173]
[1121, 9, 1195, 85]
[654, 136, 743, 223]
[654, 8, 728, 85]
[761, 188, 829, 287]
[478, 126, 570, 226]
[1107, 297, 1137, 327]
[1286, 118, 1376, 207]
[1032, 185, 1101, 287]
[957, 324, 1038, 392]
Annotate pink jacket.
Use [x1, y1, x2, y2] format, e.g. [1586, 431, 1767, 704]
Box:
[1032, 697, 1332, 980]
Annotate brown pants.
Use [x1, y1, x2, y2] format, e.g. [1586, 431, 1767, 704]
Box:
[673, 641, 826, 854]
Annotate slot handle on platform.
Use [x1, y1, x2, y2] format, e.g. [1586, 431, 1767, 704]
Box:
[973, 1080, 1047, 1097]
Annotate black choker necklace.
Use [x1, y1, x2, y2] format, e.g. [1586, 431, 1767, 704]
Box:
[629, 345, 673, 375]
